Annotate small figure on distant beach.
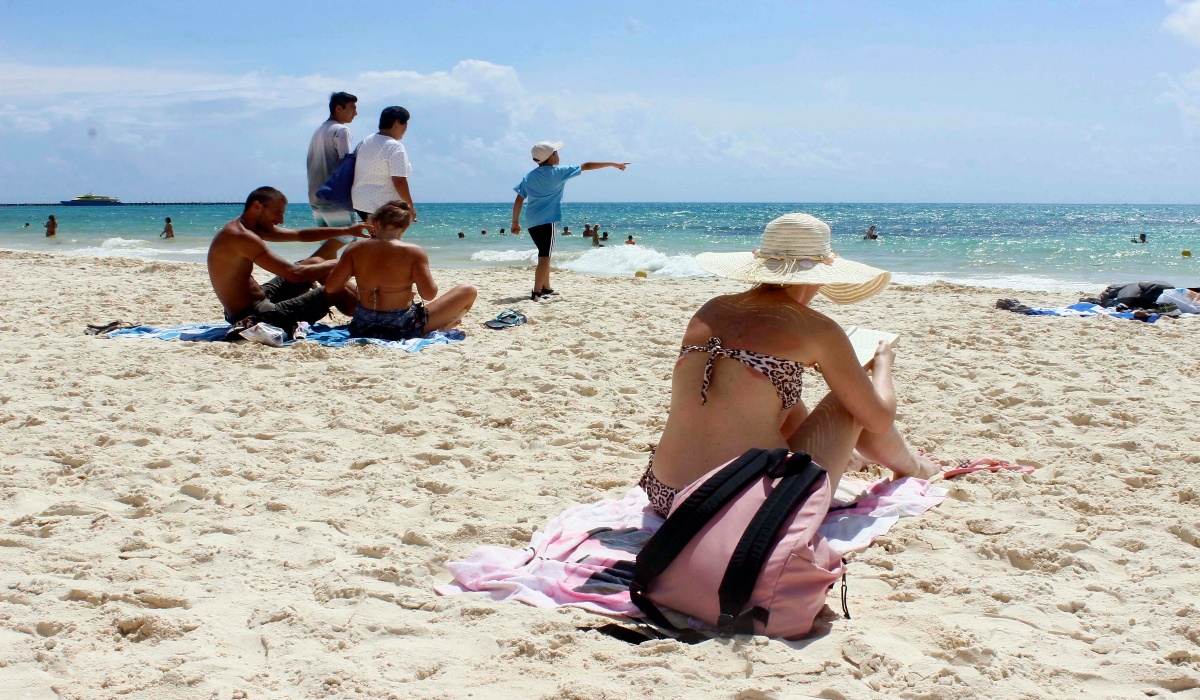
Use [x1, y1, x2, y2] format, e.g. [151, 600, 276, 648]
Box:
[327, 200, 477, 341]
[160, 217, 175, 239]
[583, 224, 593, 238]
[500, 228, 507, 235]
[44, 215, 56, 237]
[458, 231, 465, 238]
[600, 231, 609, 242]
[511, 141, 628, 300]
[481, 229, 487, 235]
[1130, 233, 1147, 244]
[23, 222, 29, 228]
[626, 235, 635, 245]
[562, 226, 572, 236]
[863, 225, 878, 240]
[591, 229, 603, 247]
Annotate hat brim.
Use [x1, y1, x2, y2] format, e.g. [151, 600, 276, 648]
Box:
[694, 251, 890, 305]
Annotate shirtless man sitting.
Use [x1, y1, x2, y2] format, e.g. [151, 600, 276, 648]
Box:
[326, 200, 477, 341]
[207, 186, 372, 334]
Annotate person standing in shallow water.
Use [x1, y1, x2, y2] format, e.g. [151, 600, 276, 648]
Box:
[160, 217, 175, 238]
[44, 215, 56, 237]
[511, 142, 628, 300]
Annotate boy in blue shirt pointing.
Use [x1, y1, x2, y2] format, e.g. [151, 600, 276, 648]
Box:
[510, 141, 629, 300]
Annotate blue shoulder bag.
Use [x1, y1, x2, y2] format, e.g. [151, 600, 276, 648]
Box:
[315, 148, 357, 211]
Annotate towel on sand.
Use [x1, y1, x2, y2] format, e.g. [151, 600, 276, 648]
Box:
[436, 477, 947, 617]
[1016, 302, 1191, 324]
[106, 322, 465, 352]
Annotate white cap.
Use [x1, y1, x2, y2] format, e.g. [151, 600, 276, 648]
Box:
[531, 141, 564, 163]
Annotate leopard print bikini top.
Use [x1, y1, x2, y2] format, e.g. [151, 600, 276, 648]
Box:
[680, 337, 805, 409]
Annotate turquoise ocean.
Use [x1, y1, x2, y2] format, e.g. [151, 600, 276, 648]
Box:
[3, 203, 1198, 291]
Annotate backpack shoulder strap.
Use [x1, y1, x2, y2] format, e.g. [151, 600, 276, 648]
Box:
[629, 448, 789, 630]
[716, 453, 826, 637]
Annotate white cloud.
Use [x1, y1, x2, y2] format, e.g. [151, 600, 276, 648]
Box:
[1165, 0, 1200, 45]
[1162, 69, 1200, 136]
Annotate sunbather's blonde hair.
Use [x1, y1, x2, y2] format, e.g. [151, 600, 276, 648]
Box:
[373, 200, 413, 232]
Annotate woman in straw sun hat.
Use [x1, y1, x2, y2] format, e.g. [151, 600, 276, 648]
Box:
[638, 212, 939, 519]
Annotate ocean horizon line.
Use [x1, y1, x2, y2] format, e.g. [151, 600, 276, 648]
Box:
[5, 200, 1200, 207]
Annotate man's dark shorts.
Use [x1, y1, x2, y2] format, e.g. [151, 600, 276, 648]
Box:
[225, 276, 332, 330]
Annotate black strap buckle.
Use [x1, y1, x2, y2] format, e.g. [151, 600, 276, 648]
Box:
[766, 451, 812, 478]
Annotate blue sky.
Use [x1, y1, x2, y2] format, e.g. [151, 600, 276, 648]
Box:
[1, 1, 1199, 203]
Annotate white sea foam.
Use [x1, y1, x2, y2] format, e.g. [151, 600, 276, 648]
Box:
[65, 237, 209, 261]
[560, 246, 713, 279]
[890, 271, 1104, 294]
[470, 249, 539, 263]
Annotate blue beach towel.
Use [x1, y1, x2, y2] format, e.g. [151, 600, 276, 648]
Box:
[1018, 302, 1186, 324]
[107, 322, 465, 352]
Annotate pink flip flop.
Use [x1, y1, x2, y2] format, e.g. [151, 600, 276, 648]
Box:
[942, 457, 1034, 479]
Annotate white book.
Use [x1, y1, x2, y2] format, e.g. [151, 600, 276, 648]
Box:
[844, 326, 900, 367]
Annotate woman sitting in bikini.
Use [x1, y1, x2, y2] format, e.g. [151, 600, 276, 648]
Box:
[326, 200, 477, 341]
[640, 213, 939, 518]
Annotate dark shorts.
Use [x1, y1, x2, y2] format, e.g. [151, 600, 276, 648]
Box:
[529, 222, 556, 258]
[226, 276, 332, 330]
[348, 303, 428, 341]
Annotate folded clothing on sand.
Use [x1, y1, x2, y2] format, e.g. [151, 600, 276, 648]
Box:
[436, 477, 947, 619]
[106, 322, 464, 352]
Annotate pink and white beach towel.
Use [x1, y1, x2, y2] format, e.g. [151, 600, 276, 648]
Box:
[436, 476, 947, 617]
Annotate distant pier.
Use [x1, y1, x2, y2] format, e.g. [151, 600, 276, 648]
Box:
[0, 202, 241, 207]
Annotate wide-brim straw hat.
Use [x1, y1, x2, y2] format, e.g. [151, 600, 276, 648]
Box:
[695, 213, 890, 304]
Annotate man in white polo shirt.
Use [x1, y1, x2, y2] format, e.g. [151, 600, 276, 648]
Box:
[351, 106, 415, 223]
[307, 92, 358, 244]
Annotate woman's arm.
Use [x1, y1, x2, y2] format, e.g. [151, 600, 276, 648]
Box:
[812, 322, 897, 434]
[324, 248, 355, 295]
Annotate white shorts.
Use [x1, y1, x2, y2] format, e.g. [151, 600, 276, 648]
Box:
[311, 206, 356, 244]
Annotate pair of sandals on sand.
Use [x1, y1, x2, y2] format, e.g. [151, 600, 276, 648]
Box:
[485, 309, 527, 330]
[85, 320, 139, 335]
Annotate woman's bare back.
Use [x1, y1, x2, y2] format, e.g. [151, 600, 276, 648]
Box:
[345, 239, 425, 310]
[652, 289, 840, 488]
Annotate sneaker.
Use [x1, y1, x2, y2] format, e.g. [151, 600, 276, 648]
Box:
[531, 291, 542, 301]
[540, 287, 559, 296]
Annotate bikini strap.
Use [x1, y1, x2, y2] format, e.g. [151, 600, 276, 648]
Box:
[678, 337, 725, 405]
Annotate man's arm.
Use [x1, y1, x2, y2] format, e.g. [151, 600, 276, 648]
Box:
[510, 194, 524, 234]
[235, 235, 337, 283]
[580, 162, 630, 172]
[411, 249, 438, 301]
[391, 176, 416, 221]
[259, 222, 372, 244]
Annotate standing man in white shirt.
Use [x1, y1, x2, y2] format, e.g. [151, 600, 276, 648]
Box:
[307, 92, 358, 233]
[351, 106, 415, 224]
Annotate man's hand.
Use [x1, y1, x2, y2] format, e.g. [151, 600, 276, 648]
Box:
[511, 222, 521, 234]
[344, 222, 374, 239]
[613, 162, 631, 171]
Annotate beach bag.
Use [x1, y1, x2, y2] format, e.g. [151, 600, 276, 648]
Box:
[1157, 289, 1200, 315]
[629, 448, 844, 640]
[315, 149, 357, 211]
[1098, 281, 1173, 309]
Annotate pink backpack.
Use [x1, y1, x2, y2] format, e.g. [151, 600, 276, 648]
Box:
[629, 448, 845, 640]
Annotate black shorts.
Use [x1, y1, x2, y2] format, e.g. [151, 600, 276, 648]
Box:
[529, 222, 556, 258]
[226, 276, 332, 331]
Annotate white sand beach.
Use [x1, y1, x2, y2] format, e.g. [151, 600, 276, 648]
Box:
[1, 249, 1199, 699]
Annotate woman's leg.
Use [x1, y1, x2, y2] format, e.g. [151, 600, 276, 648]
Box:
[853, 425, 941, 480]
[784, 392, 864, 492]
[424, 284, 478, 331]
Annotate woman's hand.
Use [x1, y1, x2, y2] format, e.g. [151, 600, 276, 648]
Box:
[863, 340, 895, 373]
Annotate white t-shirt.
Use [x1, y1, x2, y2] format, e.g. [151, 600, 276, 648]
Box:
[307, 120, 352, 208]
[351, 133, 413, 214]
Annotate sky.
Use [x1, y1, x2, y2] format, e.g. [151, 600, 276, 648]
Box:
[1, 1, 1199, 204]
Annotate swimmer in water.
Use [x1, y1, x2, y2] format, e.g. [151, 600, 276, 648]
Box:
[160, 217, 175, 238]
